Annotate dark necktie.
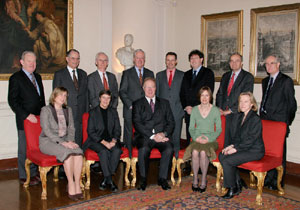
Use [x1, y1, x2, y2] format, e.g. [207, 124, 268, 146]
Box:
[150, 99, 155, 113]
[192, 70, 197, 81]
[227, 72, 235, 96]
[138, 69, 143, 85]
[30, 73, 38, 91]
[103, 73, 109, 90]
[261, 77, 274, 112]
[168, 70, 173, 87]
[73, 70, 79, 91]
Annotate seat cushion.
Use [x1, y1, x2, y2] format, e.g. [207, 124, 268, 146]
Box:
[85, 147, 129, 161]
[238, 155, 282, 172]
[27, 150, 62, 167]
[132, 147, 162, 159]
[177, 149, 186, 159]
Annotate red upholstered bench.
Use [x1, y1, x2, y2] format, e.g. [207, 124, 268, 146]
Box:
[82, 113, 131, 189]
[23, 117, 63, 200]
[170, 115, 226, 186]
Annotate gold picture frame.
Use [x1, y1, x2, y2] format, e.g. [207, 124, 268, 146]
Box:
[201, 10, 243, 81]
[249, 3, 300, 84]
[0, 0, 73, 80]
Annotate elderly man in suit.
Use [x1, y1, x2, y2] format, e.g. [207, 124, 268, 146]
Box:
[8, 51, 45, 185]
[53, 49, 88, 147]
[133, 77, 175, 191]
[119, 49, 154, 156]
[260, 55, 297, 190]
[216, 53, 254, 115]
[156, 52, 184, 159]
[88, 52, 118, 109]
[180, 49, 215, 145]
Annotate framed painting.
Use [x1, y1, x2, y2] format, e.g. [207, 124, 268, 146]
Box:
[249, 3, 300, 84]
[201, 10, 243, 81]
[0, 0, 73, 80]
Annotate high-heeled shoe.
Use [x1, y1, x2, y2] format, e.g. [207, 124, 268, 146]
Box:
[68, 193, 78, 201]
[76, 193, 84, 199]
[199, 185, 206, 193]
[192, 184, 200, 192]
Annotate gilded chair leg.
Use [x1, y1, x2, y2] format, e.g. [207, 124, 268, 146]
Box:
[53, 166, 59, 182]
[121, 157, 131, 186]
[276, 165, 285, 195]
[39, 166, 52, 200]
[176, 158, 184, 186]
[252, 171, 266, 205]
[131, 158, 138, 187]
[212, 162, 223, 192]
[85, 160, 95, 190]
[171, 157, 177, 186]
[80, 157, 86, 190]
[23, 159, 32, 188]
[249, 171, 256, 188]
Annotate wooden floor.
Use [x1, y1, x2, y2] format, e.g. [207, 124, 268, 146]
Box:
[0, 161, 299, 210]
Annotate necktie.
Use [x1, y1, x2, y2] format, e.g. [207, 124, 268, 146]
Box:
[227, 72, 235, 96]
[138, 69, 143, 85]
[103, 73, 109, 90]
[72, 70, 79, 91]
[150, 99, 155, 113]
[168, 70, 173, 87]
[30, 73, 38, 91]
[192, 70, 197, 81]
[261, 77, 274, 112]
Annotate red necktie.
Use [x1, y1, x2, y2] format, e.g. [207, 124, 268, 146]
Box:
[103, 73, 109, 90]
[168, 71, 173, 87]
[227, 72, 235, 96]
[138, 69, 143, 85]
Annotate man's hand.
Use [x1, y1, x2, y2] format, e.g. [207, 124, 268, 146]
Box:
[185, 106, 193, 115]
[101, 140, 112, 149]
[153, 132, 169, 142]
[27, 114, 37, 123]
[222, 145, 236, 155]
[222, 110, 232, 116]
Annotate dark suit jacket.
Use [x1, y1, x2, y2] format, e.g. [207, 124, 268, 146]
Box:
[83, 106, 121, 151]
[216, 69, 254, 113]
[225, 110, 265, 154]
[260, 72, 297, 126]
[88, 70, 118, 109]
[132, 97, 175, 148]
[8, 70, 45, 130]
[53, 68, 88, 123]
[156, 69, 184, 119]
[180, 66, 215, 108]
[119, 67, 154, 118]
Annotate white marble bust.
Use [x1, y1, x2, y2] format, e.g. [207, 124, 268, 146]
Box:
[116, 34, 135, 69]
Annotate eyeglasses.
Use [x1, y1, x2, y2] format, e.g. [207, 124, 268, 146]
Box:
[265, 62, 277, 66]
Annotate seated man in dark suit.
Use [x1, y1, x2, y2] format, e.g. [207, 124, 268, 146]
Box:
[83, 90, 122, 192]
[132, 77, 175, 191]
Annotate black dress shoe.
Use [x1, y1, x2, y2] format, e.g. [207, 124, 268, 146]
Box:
[158, 178, 171, 190]
[236, 178, 248, 193]
[99, 179, 108, 190]
[138, 178, 147, 191]
[222, 187, 239, 199]
[109, 181, 118, 192]
[267, 183, 278, 191]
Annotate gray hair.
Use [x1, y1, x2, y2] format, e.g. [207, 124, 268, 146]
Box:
[95, 52, 109, 62]
[21, 51, 36, 60]
[134, 49, 145, 58]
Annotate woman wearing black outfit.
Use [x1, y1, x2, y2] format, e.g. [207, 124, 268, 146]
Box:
[83, 90, 122, 192]
[219, 92, 265, 199]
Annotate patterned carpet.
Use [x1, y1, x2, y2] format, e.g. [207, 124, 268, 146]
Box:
[54, 176, 300, 210]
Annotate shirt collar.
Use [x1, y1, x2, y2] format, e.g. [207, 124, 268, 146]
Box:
[145, 96, 156, 104]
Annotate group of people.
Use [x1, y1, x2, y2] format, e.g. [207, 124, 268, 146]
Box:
[8, 47, 297, 201]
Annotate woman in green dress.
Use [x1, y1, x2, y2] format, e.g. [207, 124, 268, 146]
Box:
[183, 86, 222, 192]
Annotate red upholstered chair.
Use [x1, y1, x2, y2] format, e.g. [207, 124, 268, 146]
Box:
[23, 117, 63, 200]
[81, 113, 131, 189]
[171, 115, 226, 186]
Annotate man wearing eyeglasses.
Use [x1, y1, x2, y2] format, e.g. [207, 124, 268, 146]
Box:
[260, 55, 297, 190]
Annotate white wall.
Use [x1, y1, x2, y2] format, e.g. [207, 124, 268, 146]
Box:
[0, 0, 299, 163]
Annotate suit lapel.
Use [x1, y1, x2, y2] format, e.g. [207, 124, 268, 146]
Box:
[231, 70, 244, 91]
[107, 108, 113, 135]
[193, 67, 204, 86]
[63, 68, 77, 91]
[20, 70, 40, 96]
[130, 67, 141, 87]
[95, 71, 104, 89]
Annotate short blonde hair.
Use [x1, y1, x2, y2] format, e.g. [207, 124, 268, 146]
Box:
[49, 87, 68, 107]
[238, 92, 258, 112]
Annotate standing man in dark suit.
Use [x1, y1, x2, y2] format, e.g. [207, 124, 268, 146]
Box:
[119, 49, 154, 156]
[260, 55, 297, 190]
[216, 53, 254, 115]
[8, 51, 45, 185]
[53, 49, 88, 148]
[88, 52, 118, 109]
[133, 77, 175, 191]
[156, 52, 184, 159]
[180, 49, 215, 144]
